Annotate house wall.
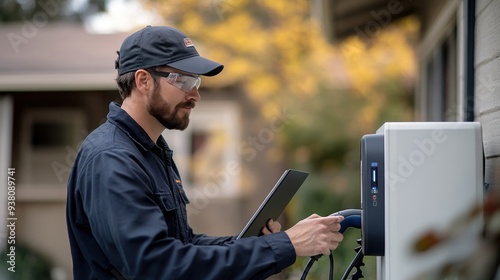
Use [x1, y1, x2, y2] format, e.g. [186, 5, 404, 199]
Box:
[475, 0, 500, 194]
[415, 0, 462, 121]
[10, 91, 118, 278]
[416, 0, 500, 189]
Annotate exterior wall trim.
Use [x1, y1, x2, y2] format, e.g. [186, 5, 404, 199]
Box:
[417, 0, 460, 60]
[0, 73, 117, 91]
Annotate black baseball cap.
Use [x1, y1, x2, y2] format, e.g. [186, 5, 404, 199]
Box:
[115, 25, 224, 76]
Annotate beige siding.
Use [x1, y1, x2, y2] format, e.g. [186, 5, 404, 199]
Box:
[475, 59, 500, 115]
[485, 157, 500, 186]
[475, 0, 500, 188]
[475, 0, 500, 67]
[476, 0, 495, 12]
[479, 109, 500, 158]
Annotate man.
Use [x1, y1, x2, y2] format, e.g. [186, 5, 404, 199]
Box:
[66, 25, 344, 280]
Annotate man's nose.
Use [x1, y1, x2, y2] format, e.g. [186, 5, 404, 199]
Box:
[187, 87, 201, 102]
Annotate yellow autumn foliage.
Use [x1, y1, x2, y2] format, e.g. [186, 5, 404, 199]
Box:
[143, 0, 417, 124]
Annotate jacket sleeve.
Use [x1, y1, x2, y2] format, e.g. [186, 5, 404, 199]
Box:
[189, 231, 236, 245]
[80, 149, 296, 280]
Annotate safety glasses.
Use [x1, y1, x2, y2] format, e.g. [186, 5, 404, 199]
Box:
[147, 69, 201, 92]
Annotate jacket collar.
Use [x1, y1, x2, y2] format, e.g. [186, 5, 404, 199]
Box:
[106, 101, 171, 154]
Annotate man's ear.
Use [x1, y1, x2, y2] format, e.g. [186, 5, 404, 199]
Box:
[134, 69, 152, 95]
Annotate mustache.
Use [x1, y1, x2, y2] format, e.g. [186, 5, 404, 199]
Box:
[182, 100, 196, 109]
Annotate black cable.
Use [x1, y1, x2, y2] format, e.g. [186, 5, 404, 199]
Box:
[300, 251, 335, 280]
[299, 258, 313, 280]
[300, 254, 321, 280]
[341, 247, 364, 280]
[329, 252, 334, 280]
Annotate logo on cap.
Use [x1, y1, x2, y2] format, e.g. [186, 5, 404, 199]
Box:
[184, 38, 194, 47]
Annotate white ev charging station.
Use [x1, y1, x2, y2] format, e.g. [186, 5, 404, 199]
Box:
[300, 122, 484, 280]
[361, 122, 484, 280]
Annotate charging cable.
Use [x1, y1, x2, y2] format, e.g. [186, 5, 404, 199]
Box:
[300, 209, 362, 280]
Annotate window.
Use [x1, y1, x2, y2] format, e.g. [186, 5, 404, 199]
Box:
[417, 2, 464, 121]
[19, 109, 85, 186]
[421, 27, 458, 121]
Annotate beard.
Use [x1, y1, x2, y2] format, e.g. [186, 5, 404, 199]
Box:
[147, 86, 195, 131]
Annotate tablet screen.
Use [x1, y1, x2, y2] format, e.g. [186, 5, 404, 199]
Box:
[237, 169, 309, 239]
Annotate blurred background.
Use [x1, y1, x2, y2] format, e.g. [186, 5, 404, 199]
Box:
[0, 0, 499, 279]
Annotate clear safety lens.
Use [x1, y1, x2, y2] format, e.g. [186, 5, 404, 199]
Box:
[167, 73, 201, 92]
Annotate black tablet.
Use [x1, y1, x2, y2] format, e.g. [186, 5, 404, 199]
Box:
[237, 169, 309, 239]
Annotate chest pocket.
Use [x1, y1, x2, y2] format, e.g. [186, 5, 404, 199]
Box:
[174, 180, 190, 205]
[154, 192, 178, 237]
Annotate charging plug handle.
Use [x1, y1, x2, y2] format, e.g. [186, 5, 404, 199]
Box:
[329, 209, 362, 234]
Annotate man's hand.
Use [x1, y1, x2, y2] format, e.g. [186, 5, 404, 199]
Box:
[285, 214, 344, 256]
[261, 219, 282, 235]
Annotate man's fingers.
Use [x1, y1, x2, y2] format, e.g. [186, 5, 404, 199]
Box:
[329, 222, 342, 232]
[307, 213, 321, 219]
[267, 219, 281, 233]
[262, 219, 282, 235]
[323, 231, 344, 253]
[261, 226, 271, 235]
[331, 232, 344, 244]
[287, 214, 347, 257]
[311, 216, 343, 232]
[329, 242, 340, 251]
[326, 215, 344, 224]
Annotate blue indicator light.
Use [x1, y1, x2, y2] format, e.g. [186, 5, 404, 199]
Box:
[369, 162, 379, 193]
[371, 163, 377, 183]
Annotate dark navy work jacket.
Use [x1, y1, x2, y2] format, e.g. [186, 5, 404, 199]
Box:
[66, 102, 296, 280]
